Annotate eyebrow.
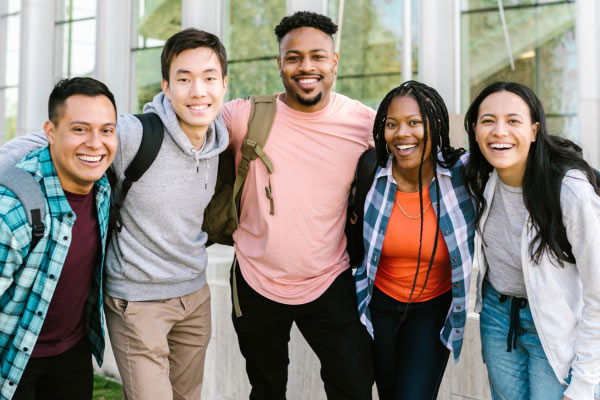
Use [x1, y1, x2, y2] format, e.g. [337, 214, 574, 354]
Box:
[174, 68, 219, 75]
[479, 113, 524, 119]
[69, 121, 116, 127]
[284, 49, 328, 55]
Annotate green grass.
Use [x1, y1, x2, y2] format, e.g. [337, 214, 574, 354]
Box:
[93, 375, 122, 400]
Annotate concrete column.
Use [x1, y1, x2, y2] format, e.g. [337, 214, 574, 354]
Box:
[0, 1, 9, 142]
[16, 0, 56, 135]
[182, 0, 223, 38]
[286, 0, 328, 15]
[418, 0, 459, 114]
[577, 0, 600, 168]
[96, 0, 133, 114]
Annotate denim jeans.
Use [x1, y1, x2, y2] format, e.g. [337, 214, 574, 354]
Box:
[480, 280, 567, 400]
[369, 286, 451, 400]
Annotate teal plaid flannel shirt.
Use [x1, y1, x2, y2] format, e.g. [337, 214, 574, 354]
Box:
[354, 152, 475, 362]
[0, 146, 109, 399]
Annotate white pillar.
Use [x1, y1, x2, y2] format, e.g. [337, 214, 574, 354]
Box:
[96, 0, 133, 114]
[183, 0, 223, 38]
[418, 0, 459, 113]
[16, 0, 56, 135]
[577, 0, 600, 168]
[287, 0, 328, 15]
[402, 0, 411, 82]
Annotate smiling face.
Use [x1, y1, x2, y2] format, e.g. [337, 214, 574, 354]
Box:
[384, 95, 434, 182]
[45, 94, 117, 194]
[474, 91, 539, 187]
[277, 27, 338, 112]
[161, 46, 227, 148]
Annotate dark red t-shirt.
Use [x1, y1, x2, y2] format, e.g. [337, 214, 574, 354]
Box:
[31, 189, 100, 358]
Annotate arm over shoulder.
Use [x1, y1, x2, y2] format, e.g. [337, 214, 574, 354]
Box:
[0, 190, 29, 297]
[0, 131, 47, 171]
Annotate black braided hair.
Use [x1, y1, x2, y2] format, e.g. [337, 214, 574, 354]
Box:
[373, 80, 465, 302]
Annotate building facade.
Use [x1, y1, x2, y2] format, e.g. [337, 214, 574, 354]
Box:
[1, 0, 599, 166]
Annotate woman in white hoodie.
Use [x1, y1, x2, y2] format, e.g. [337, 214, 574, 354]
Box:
[463, 82, 600, 400]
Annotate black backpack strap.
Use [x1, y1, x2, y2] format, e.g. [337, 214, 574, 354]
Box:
[0, 167, 46, 250]
[346, 148, 378, 267]
[109, 112, 164, 232]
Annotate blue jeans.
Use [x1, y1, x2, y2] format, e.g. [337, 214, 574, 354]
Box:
[369, 286, 451, 400]
[480, 280, 567, 400]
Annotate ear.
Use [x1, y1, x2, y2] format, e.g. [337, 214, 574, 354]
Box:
[333, 52, 339, 74]
[161, 79, 171, 99]
[531, 122, 540, 142]
[43, 120, 55, 144]
[222, 75, 228, 89]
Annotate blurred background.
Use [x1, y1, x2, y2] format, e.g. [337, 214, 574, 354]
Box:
[1, 0, 597, 165]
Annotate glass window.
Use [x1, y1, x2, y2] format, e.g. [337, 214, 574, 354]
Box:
[328, 0, 419, 108]
[223, 0, 286, 100]
[461, 1, 577, 139]
[131, 0, 181, 112]
[1, 0, 20, 143]
[56, 0, 97, 78]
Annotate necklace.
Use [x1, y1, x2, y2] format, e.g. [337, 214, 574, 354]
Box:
[395, 197, 431, 219]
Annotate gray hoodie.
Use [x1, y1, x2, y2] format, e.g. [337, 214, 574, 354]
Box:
[0, 93, 229, 301]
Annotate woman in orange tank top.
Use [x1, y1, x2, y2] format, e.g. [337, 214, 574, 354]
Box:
[354, 81, 475, 400]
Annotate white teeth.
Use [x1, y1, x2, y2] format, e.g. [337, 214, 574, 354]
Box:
[396, 144, 417, 150]
[78, 155, 102, 162]
[189, 104, 208, 111]
[298, 78, 317, 83]
[490, 143, 513, 149]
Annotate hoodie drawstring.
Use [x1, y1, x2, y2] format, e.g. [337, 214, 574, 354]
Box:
[191, 147, 209, 189]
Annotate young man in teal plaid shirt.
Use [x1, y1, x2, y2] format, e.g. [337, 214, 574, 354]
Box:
[0, 77, 117, 400]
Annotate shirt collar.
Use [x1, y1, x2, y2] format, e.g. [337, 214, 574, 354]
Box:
[375, 151, 452, 184]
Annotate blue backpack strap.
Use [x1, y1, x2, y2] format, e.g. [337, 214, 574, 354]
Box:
[0, 167, 46, 250]
[108, 112, 164, 233]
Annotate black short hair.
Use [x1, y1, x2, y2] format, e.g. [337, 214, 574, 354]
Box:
[48, 77, 116, 125]
[161, 28, 228, 81]
[274, 11, 338, 42]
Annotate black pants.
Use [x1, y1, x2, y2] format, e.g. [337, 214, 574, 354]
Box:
[12, 338, 93, 400]
[231, 264, 374, 400]
[369, 286, 451, 400]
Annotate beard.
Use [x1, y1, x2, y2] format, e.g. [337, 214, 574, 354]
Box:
[296, 91, 322, 106]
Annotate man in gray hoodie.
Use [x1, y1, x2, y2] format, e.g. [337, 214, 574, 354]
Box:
[0, 29, 229, 400]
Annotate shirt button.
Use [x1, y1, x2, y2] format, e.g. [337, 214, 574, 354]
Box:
[37, 311, 43, 316]
[452, 257, 457, 262]
[455, 329, 460, 333]
[456, 306, 462, 311]
[454, 283, 459, 287]
[8, 381, 14, 386]
[445, 230, 450, 235]
[63, 236, 68, 241]
[49, 274, 56, 280]
[67, 212, 73, 218]
[23, 347, 28, 352]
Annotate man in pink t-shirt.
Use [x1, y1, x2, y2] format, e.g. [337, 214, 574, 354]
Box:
[222, 11, 376, 400]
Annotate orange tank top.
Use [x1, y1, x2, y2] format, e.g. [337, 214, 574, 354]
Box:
[374, 185, 451, 302]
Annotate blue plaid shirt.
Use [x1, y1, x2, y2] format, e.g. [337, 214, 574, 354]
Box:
[354, 153, 475, 362]
[0, 147, 109, 399]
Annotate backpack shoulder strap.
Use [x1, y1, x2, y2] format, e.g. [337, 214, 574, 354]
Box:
[109, 112, 164, 232]
[354, 148, 378, 214]
[0, 167, 46, 250]
[233, 95, 277, 217]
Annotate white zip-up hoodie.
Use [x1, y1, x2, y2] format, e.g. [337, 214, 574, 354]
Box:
[474, 169, 600, 400]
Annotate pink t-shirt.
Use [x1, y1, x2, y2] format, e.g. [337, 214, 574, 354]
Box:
[222, 93, 375, 304]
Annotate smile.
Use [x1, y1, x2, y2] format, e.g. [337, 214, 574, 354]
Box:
[188, 104, 209, 111]
[489, 143, 514, 150]
[396, 144, 417, 150]
[77, 155, 103, 162]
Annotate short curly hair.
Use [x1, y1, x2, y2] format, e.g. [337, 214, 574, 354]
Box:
[274, 11, 338, 42]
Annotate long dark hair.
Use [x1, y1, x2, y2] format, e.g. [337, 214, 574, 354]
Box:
[463, 81, 599, 265]
[373, 80, 465, 299]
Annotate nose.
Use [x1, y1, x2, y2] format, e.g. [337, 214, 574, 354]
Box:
[491, 121, 509, 137]
[190, 79, 207, 98]
[85, 130, 103, 149]
[299, 56, 314, 72]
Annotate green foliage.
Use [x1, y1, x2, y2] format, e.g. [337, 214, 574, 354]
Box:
[93, 375, 122, 400]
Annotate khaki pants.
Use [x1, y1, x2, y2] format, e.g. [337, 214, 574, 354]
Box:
[104, 285, 211, 400]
